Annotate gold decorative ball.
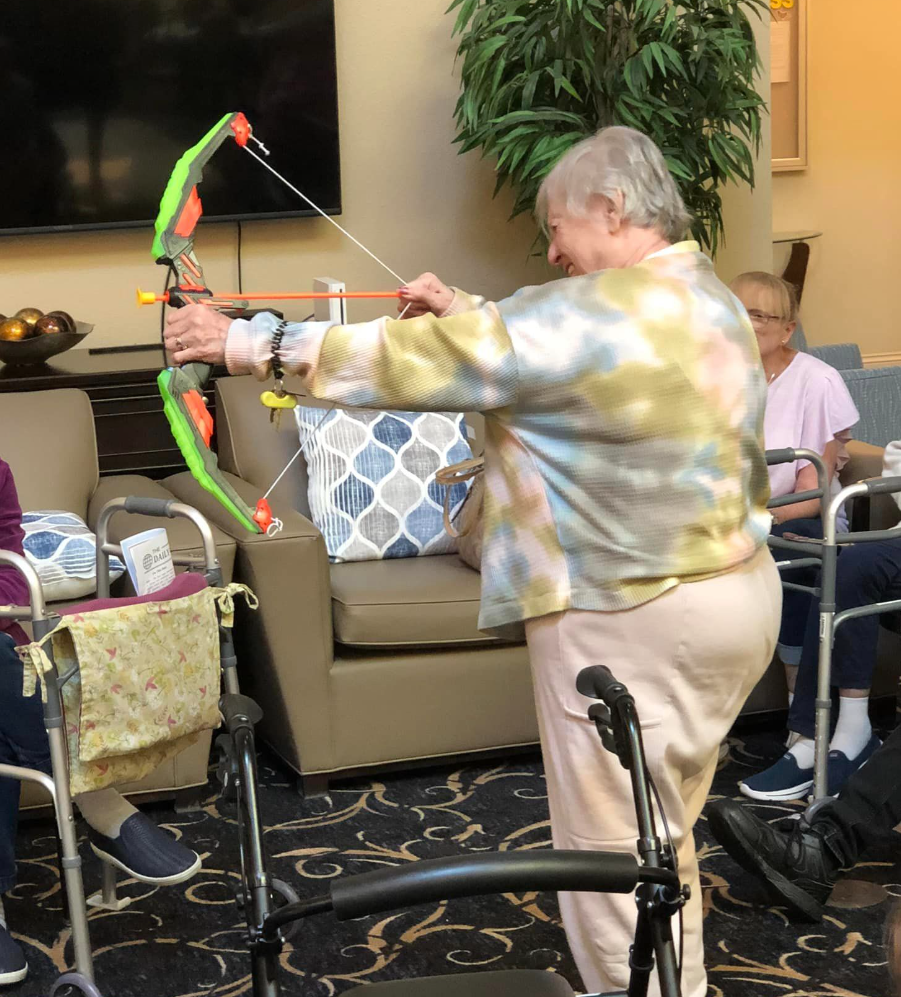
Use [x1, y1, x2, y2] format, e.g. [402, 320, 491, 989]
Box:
[47, 310, 75, 334]
[14, 307, 44, 328]
[0, 318, 31, 342]
[34, 315, 66, 336]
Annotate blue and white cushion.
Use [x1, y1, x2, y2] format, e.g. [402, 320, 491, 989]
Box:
[295, 407, 472, 562]
[21, 512, 126, 601]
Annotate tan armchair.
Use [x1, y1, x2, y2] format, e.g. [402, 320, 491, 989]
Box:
[0, 388, 238, 810]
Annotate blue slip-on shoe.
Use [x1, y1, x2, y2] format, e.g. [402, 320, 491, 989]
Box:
[0, 923, 27, 985]
[827, 734, 881, 798]
[740, 752, 814, 802]
[88, 812, 201, 886]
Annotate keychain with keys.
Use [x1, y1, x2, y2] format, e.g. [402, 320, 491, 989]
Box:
[261, 380, 297, 431]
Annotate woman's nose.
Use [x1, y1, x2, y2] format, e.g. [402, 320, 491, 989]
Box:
[547, 241, 561, 267]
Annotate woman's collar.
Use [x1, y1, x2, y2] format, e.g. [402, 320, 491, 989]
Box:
[644, 240, 701, 261]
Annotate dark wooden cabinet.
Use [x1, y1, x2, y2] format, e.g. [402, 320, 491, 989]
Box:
[0, 349, 226, 479]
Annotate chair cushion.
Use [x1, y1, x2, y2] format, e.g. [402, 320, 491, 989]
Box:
[352, 971, 575, 996]
[330, 554, 494, 648]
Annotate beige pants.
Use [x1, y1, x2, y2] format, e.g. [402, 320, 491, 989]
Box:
[525, 548, 781, 997]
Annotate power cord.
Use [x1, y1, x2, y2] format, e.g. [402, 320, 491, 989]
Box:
[160, 263, 174, 363]
[648, 773, 683, 985]
[236, 220, 243, 294]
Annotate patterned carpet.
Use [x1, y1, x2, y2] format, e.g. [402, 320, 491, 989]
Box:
[7, 730, 899, 997]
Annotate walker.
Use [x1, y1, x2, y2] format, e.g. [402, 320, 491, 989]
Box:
[766, 448, 901, 802]
[0, 496, 295, 997]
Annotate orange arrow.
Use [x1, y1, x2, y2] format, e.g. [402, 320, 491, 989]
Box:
[137, 288, 401, 306]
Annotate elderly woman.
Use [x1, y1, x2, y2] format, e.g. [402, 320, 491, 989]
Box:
[165, 126, 780, 997]
[728, 272, 862, 802]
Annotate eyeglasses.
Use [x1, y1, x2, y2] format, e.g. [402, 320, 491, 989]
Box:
[747, 310, 788, 326]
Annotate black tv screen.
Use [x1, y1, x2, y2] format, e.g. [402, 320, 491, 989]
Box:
[0, 0, 341, 235]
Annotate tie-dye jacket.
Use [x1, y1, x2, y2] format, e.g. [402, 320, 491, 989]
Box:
[226, 241, 771, 640]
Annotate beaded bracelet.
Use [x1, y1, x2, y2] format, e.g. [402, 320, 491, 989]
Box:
[271, 319, 288, 389]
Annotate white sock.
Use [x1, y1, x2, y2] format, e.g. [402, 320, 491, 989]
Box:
[788, 691, 795, 708]
[0, 895, 5, 928]
[75, 788, 138, 839]
[829, 696, 872, 760]
[787, 735, 816, 769]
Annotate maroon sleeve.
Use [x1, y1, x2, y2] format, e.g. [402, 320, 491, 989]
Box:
[0, 459, 29, 622]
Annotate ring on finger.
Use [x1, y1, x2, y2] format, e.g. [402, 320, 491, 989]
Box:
[176, 338, 184, 350]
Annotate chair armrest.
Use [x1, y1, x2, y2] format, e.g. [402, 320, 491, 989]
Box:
[164, 470, 336, 774]
[162, 470, 320, 542]
[87, 475, 237, 584]
[843, 440, 886, 484]
[840, 442, 900, 532]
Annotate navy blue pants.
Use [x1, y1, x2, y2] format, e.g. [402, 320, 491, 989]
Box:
[786, 538, 901, 738]
[0, 632, 50, 893]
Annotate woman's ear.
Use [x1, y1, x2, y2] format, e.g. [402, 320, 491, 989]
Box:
[592, 193, 624, 234]
[784, 319, 797, 342]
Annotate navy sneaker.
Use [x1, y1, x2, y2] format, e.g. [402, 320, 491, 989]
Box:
[740, 752, 814, 802]
[0, 923, 27, 985]
[827, 734, 881, 797]
[88, 812, 201, 886]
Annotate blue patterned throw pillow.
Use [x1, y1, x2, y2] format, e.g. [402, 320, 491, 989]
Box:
[22, 512, 127, 601]
[295, 408, 472, 562]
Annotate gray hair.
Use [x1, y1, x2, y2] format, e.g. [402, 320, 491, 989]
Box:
[536, 126, 691, 243]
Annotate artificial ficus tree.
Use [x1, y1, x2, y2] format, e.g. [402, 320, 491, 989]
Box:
[449, 0, 768, 255]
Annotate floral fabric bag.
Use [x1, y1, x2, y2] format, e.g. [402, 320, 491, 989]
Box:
[18, 575, 257, 796]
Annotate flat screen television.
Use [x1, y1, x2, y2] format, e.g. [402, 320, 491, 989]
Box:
[0, 0, 341, 236]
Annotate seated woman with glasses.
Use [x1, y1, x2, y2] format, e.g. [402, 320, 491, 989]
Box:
[729, 272, 866, 800]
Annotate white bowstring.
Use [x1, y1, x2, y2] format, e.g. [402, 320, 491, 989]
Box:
[243, 139, 414, 534]
[243, 145, 407, 285]
[263, 404, 337, 503]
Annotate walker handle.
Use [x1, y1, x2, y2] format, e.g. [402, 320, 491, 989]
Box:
[330, 851, 643, 921]
[576, 665, 631, 709]
[766, 448, 797, 465]
[864, 476, 901, 496]
[123, 497, 177, 518]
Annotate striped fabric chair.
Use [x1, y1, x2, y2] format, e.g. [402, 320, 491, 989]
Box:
[789, 320, 863, 371]
[840, 367, 901, 448]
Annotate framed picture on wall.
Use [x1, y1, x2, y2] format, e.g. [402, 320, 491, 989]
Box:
[770, 0, 808, 172]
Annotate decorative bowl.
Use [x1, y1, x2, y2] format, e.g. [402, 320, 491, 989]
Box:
[0, 322, 93, 366]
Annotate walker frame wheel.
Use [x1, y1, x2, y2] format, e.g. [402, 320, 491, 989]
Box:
[49, 972, 105, 997]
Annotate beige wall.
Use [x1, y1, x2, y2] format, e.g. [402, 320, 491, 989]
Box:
[772, 1, 901, 356]
[714, 5, 772, 284]
[0, 0, 769, 350]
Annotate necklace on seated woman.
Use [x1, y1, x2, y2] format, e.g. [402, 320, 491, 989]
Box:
[765, 344, 796, 384]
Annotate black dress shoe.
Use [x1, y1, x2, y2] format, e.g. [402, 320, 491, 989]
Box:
[88, 812, 201, 886]
[708, 799, 846, 921]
